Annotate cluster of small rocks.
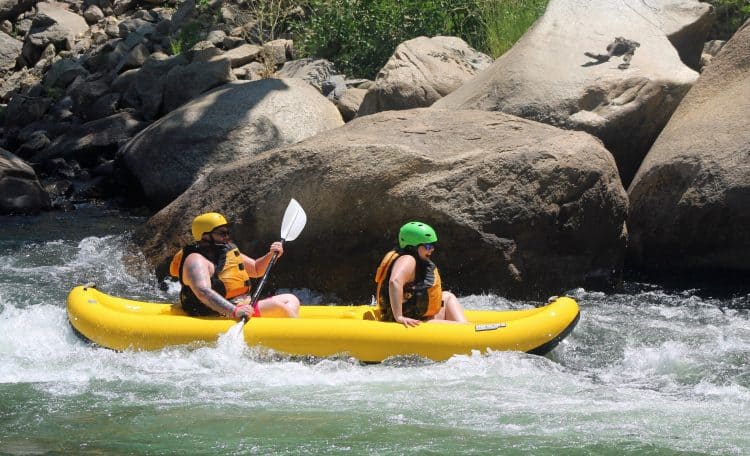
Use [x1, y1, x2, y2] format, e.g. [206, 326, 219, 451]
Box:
[0, 0, 370, 213]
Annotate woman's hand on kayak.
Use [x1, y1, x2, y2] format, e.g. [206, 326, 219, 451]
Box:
[396, 315, 421, 327]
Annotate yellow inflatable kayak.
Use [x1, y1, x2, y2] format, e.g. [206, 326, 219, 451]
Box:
[67, 285, 580, 362]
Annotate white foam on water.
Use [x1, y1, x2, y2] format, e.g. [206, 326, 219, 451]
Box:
[2, 232, 750, 454]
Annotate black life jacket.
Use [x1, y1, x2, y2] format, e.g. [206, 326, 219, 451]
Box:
[170, 242, 251, 316]
[374, 249, 442, 321]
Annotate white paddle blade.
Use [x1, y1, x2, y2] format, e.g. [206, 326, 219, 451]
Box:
[280, 198, 306, 241]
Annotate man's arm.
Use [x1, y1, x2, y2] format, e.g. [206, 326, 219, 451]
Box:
[242, 241, 284, 277]
[183, 254, 235, 316]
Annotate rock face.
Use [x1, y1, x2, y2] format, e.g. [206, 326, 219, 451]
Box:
[32, 112, 149, 166]
[0, 0, 35, 22]
[119, 78, 345, 209]
[627, 19, 750, 274]
[433, 0, 713, 186]
[0, 31, 21, 71]
[357, 36, 493, 116]
[0, 147, 50, 214]
[137, 108, 628, 301]
[21, 2, 89, 67]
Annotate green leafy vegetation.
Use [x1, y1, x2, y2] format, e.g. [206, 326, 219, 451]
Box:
[245, 0, 300, 42]
[44, 87, 64, 102]
[168, 0, 747, 78]
[479, 0, 548, 58]
[706, 0, 750, 40]
[289, 0, 549, 79]
[169, 21, 202, 56]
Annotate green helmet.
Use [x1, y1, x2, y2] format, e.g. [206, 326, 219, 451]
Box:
[398, 221, 437, 248]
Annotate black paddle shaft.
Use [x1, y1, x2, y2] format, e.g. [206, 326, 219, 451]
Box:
[249, 239, 284, 307]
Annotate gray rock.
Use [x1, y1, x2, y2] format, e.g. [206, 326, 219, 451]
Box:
[359, 36, 493, 116]
[3, 93, 52, 128]
[118, 18, 155, 39]
[113, 0, 139, 17]
[187, 41, 223, 63]
[66, 74, 111, 119]
[434, 0, 712, 187]
[275, 58, 337, 91]
[262, 39, 292, 65]
[0, 0, 35, 23]
[31, 111, 148, 167]
[0, 147, 50, 214]
[628, 19, 750, 274]
[222, 35, 244, 50]
[233, 61, 266, 81]
[206, 29, 226, 47]
[119, 78, 344, 209]
[43, 58, 89, 89]
[83, 5, 105, 25]
[0, 30, 21, 71]
[21, 2, 89, 67]
[136, 108, 627, 300]
[333, 87, 367, 122]
[130, 52, 188, 120]
[162, 57, 234, 112]
[168, 0, 195, 35]
[216, 43, 261, 68]
[15, 130, 50, 159]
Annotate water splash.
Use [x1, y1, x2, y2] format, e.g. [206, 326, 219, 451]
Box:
[1, 213, 749, 454]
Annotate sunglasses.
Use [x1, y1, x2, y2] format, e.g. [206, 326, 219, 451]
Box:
[422, 243, 434, 251]
[212, 228, 231, 238]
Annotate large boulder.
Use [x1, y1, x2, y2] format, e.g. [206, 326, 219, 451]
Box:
[275, 58, 337, 92]
[434, 0, 713, 186]
[136, 108, 628, 301]
[21, 2, 89, 67]
[162, 57, 235, 113]
[31, 112, 149, 167]
[627, 19, 750, 275]
[119, 78, 345, 210]
[357, 36, 492, 116]
[43, 58, 90, 89]
[127, 53, 189, 120]
[0, 147, 50, 214]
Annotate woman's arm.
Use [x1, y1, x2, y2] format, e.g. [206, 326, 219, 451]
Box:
[388, 255, 421, 327]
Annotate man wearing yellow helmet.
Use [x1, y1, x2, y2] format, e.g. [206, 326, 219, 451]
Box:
[374, 221, 467, 327]
[169, 212, 300, 320]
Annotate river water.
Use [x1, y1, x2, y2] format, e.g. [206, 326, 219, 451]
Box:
[1, 208, 748, 455]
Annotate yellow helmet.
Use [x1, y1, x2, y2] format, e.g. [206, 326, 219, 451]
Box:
[191, 212, 228, 241]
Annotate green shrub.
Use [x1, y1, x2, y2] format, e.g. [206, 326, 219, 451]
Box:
[705, 0, 750, 40]
[478, 0, 548, 58]
[291, 0, 483, 78]
[245, 0, 300, 42]
[290, 0, 548, 79]
[169, 21, 202, 56]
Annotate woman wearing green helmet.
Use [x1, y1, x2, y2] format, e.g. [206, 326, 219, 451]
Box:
[374, 221, 467, 327]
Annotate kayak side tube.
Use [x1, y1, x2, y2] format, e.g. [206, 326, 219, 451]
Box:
[67, 286, 580, 362]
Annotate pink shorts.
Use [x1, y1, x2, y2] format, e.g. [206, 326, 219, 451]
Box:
[249, 304, 261, 318]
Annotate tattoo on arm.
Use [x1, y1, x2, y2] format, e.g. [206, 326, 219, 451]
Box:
[185, 261, 234, 315]
[196, 286, 234, 315]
